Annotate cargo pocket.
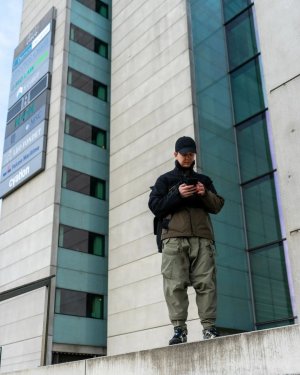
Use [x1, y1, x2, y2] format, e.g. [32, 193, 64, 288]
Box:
[161, 238, 179, 279]
[161, 238, 190, 283]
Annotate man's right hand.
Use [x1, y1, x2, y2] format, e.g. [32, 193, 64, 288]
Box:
[179, 183, 197, 198]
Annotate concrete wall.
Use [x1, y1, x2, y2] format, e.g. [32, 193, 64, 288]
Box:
[0, 288, 47, 373]
[0, 0, 68, 292]
[2, 325, 300, 375]
[108, 0, 197, 355]
[254, 0, 300, 319]
[0, 0, 69, 370]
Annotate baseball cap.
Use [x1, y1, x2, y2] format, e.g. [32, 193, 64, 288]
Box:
[175, 136, 197, 154]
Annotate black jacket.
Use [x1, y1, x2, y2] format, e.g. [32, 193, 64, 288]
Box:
[148, 161, 224, 249]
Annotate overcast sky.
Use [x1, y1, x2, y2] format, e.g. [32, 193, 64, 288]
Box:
[0, 1, 23, 168]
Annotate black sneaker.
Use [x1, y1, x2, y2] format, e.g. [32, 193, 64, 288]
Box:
[203, 326, 220, 340]
[169, 326, 188, 345]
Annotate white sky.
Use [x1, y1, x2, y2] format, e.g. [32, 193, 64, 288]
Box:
[0, 1, 23, 169]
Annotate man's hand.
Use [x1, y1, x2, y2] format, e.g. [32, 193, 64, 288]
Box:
[195, 182, 206, 196]
[179, 183, 197, 198]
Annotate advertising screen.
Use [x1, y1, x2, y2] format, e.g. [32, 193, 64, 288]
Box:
[0, 8, 56, 198]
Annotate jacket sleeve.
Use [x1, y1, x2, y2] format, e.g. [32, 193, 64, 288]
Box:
[200, 179, 224, 214]
[148, 176, 183, 218]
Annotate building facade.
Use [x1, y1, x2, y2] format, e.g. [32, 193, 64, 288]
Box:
[0, 0, 110, 372]
[108, 0, 300, 354]
[0, 0, 300, 372]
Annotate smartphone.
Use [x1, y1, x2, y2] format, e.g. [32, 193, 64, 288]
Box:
[186, 178, 198, 185]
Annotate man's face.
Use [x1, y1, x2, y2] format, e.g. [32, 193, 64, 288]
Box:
[174, 152, 196, 168]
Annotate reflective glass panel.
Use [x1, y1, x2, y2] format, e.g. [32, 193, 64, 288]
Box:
[190, 0, 253, 331]
[77, 0, 108, 18]
[62, 167, 106, 200]
[226, 9, 257, 69]
[250, 243, 293, 324]
[236, 113, 273, 182]
[70, 24, 108, 58]
[223, 0, 251, 22]
[68, 68, 107, 102]
[231, 58, 265, 123]
[55, 288, 104, 319]
[243, 175, 282, 248]
[65, 115, 106, 148]
[59, 224, 105, 256]
[88, 294, 104, 319]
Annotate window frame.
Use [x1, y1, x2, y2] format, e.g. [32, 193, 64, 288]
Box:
[70, 23, 108, 59]
[67, 67, 108, 101]
[62, 166, 106, 200]
[65, 115, 107, 149]
[76, 0, 109, 18]
[55, 288, 104, 320]
[58, 224, 105, 257]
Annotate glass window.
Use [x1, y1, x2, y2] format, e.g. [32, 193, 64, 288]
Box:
[231, 58, 265, 124]
[59, 224, 105, 256]
[67, 68, 107, 101]
[55, 288, 104, 319]
[65, 115, 106, 148]
[95, 82, 107, 101]
[226, 9, 257, 70]
[250, 243, 293, 324]
[236, 113, 273, 182]
[62, 167, 106, 200]
[70, 24, 108, 59]
[223, 0, 251, 22]
[242, 175, 282, 248]
[76, 0, 109, 18]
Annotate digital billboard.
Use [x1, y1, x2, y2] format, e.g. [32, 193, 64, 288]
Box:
[0, 8, 56, 198]
[8, 32, 52, 108]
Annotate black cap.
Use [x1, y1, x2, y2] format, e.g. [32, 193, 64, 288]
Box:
[175, 136, 197, 154]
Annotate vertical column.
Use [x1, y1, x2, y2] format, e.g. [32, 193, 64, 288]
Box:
[224, 0, 294, 329]
[188, 0, 253, 332]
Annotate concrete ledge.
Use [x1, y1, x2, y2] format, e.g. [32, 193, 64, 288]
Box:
[3, 324, 300, 375]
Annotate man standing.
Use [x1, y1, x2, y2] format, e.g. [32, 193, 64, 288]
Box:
[148, 136, 224, 345]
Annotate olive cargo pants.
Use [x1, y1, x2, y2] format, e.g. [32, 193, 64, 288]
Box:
[161, 237, 216, 329]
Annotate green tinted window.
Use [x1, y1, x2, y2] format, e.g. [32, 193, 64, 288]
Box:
[243, 175, 282, 248]
[62, 167, 106, 200]
[231, 58, 265, 123]
[59, 224, 105, 257]
[65, 115, 107, 149]
[98, 1, 108, 18]
[236, 113, 273, 182]
[223, 0, 251, 22]
[70, 24, 108, 59]
[250, 243, 293, 324]
[226, 9, 257, 69]
[68, 68, 107, 102]
[96, 84, 107, 101]
[94, 127, 106, 148]
[190, 0, 253, 331]
[91, 176, 106, 200]
[90, 295, 104, 319]
[92, 235, 105, 256]
[96, 39, 108, 58]
[55, 288, 104, 319]
[77, 0, 109, 19]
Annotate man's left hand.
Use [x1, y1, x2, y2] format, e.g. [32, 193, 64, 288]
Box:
[195, 182, 206, 196]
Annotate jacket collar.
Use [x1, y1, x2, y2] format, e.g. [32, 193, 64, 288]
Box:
[174, 160, 195, 175]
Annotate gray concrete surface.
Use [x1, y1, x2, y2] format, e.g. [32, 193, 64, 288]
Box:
[3, 324, 300, 375]
[254, 0, 300, 319]
[108, 0, 196, 355]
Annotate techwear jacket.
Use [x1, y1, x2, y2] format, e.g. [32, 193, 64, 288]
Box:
[148, 161, 224, 247]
